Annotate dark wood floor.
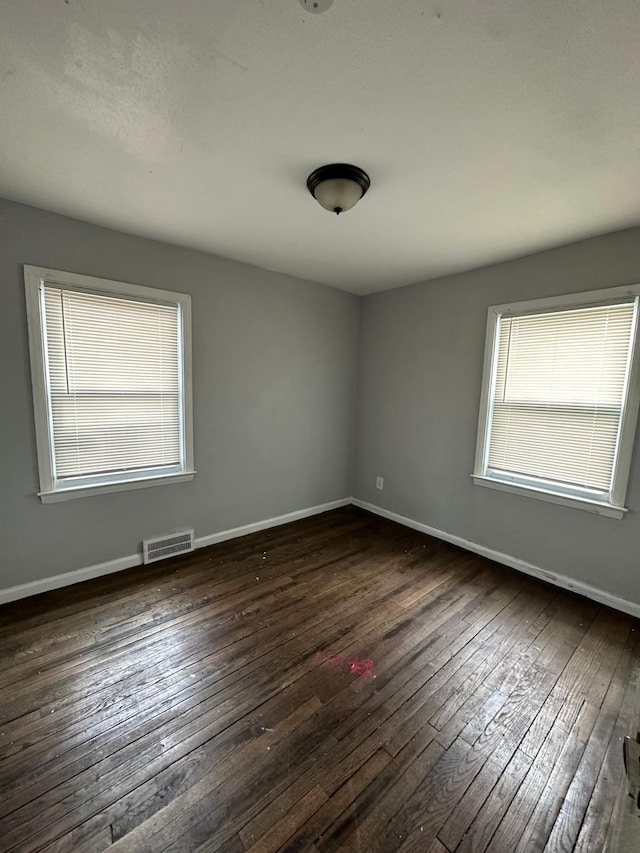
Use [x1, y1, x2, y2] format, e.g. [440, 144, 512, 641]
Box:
[0, 507, 638, 853]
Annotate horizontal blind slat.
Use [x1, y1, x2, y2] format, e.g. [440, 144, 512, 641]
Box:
[488, 302, 634, 493]
[44, 286, 182, 480]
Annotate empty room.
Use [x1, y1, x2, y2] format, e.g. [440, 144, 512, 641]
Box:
[1, 1, 640, 852]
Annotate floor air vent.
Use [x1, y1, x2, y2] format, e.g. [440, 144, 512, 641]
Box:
[143, 530, 194, 564]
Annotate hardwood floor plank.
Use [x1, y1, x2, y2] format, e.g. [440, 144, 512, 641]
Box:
[455, 748, 532, 853]
[0, 513, 363, 664]
[242, 784, 328, 853]
[107, 697, 329, 853]
[573, 626, 640, 853]
[426, 586, 555, 731]
[485, 700, 599, 853]
[542, 624, 639, 853]
[369, 736, 488, 852]
[0, 507, 636, 853]
[379, 585, 552, 757]
[330, 735, 444, 850]
[513, 700, 601, 852]
[251, 750, 392, 853]
[0, 539, 428, 806]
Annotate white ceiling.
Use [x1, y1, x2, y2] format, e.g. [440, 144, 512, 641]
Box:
[1, 1, 639, 295]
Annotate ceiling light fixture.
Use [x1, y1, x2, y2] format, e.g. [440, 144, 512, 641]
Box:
[306, 164, 371, 215]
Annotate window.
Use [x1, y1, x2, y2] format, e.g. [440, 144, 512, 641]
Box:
[25, 266, 194, 502]
[473, 285, 640, 519]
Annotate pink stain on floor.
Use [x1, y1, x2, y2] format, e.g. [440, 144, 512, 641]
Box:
[349, 659, 374, 675]
[316, 650, 374, 676]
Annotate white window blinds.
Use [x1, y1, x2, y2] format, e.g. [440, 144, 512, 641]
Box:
[487, 302, 636, 496]
[43, 286, 182, 481]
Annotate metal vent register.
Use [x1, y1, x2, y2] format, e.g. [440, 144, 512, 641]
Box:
[143, 530, 194, 564]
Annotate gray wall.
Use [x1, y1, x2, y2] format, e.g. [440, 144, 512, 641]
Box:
[3, 195, 639, 606]
[0, 198, 359, 590]
[354, 228, 640, 606]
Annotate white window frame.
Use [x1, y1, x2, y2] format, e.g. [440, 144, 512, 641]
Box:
[472, 283, 640, 520]
[24, 266, 195, 503]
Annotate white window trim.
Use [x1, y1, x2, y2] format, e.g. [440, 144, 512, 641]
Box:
[472, 283, 640, 520]
[24, 266, 196, 503]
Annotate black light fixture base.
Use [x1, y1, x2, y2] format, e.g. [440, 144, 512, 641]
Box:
[306, 163, 371, 201]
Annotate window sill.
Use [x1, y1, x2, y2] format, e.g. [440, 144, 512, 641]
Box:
[471, 475, 627, 520]
[38, 471, 196, 504]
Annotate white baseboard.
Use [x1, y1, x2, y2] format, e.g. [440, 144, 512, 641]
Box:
[0, 554, 143, 607]
[352, 498, 640, 619]
[5, 496, 637, 618]
[0, 497, 352, 606]
[195, 498, 352, 549]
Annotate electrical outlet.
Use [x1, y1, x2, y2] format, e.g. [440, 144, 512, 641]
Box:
[376, 476, 384, 490]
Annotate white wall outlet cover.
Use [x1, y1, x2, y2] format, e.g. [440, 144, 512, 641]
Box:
[376, 477, 384, 490]
[298, 0, 334, 13]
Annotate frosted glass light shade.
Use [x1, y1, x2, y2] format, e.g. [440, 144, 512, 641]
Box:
[312, 179, 364, 213]
[307, 164, 370, 215]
